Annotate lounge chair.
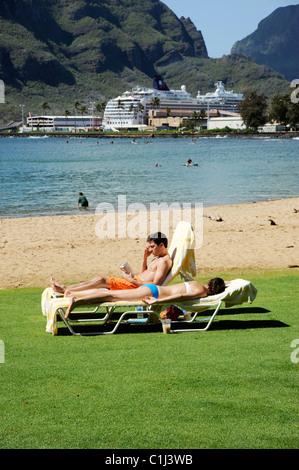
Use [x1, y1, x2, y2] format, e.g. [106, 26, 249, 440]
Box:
[154, 278, 258, 332]
[45, 277, 257, 335]
[42, 221, 197, 335]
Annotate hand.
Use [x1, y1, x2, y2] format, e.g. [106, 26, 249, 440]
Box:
[123, 272, 136, 283]
[143, 246, 152, 259]
[142, 297, 157, 305]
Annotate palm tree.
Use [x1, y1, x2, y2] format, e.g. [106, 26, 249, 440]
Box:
[73, 101, 81, 113]
[41, 102, 50, 115]
[79, 105, 87, 127]
[137, 103, 145, 124]
[94, 102, 106, 128]
[191, 111, 199, 128]
[73, 101, 81, 130]
[64, 110, 70, 130]
[95, 102, 106, 116]
[151, 97, 160, 109]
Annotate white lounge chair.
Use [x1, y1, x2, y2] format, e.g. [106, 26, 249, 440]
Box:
[45, 278, 257, 336]
[42, 221, 197, 335]
[154, 278, 258, 332]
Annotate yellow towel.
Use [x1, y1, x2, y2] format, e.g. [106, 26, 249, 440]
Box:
[163, 221, 196, 285]
[46, 297, 70, 335]
[41, 287, 63, 317]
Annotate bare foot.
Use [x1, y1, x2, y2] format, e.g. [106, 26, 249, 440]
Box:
[65, 297, 76, 318]
[50, 276, 66, 294]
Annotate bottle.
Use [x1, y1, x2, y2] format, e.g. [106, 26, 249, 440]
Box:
[136, 307, 143, 319]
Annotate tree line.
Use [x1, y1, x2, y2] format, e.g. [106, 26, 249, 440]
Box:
[239, 90, 299, 131]
[41, 101, 107, 117]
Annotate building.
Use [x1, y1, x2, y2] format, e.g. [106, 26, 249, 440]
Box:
[25, 115, 102, 132]
[207, 115, 245, 131]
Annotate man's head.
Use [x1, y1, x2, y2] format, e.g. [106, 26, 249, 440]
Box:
[146, 232, 168, 256]
[207, 278, 225, 295]
[147, 232, 168, 248]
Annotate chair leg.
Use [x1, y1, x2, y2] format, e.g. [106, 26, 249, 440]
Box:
[170, 301, 222, 332]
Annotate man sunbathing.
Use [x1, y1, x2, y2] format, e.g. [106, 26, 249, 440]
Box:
[64, 278, 226, 318]
[50, 232, 173, 297]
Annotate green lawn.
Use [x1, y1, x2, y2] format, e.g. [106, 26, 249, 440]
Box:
[0, 270, 298, 449]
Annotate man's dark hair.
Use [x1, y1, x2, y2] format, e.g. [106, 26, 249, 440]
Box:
[208, 278, 225, 295]
[147, 232, 168, 248]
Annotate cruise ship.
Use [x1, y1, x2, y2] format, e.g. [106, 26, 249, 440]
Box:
[103, 76, 243, 130]
[196, 81, 243, 112]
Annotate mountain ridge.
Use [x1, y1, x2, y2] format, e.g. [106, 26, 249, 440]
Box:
[231, 5, 299, 81]
[0, 0, 291, 124]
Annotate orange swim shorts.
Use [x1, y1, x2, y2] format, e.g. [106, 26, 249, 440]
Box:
[107, 276, 141, 290]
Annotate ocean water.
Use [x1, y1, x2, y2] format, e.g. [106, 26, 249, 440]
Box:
[0, 135, 298, 218]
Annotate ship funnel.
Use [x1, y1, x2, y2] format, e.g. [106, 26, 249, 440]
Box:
[153, 75, 170, 91]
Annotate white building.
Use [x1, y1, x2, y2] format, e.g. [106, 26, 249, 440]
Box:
[25, 115, 102, 132]
[207, 116, 245, 131]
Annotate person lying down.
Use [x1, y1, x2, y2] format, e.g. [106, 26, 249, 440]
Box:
[64, 278, 226, 318]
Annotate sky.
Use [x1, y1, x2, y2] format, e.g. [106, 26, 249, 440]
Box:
[162, 0, 299, 58]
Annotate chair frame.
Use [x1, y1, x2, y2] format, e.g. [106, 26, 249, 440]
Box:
[51, 297, 223, 336]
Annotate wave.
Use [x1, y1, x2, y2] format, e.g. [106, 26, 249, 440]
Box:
[27, 135, 49, 139]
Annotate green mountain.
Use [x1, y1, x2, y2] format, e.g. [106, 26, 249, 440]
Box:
[231, 5, 299, 81]
[0, 0, 290, 124]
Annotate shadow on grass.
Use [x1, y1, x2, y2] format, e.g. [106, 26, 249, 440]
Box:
[56, 307, 289, 336]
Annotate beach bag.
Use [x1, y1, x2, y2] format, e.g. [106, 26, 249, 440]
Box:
[160, 305, 183, 321]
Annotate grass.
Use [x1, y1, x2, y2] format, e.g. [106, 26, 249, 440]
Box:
[0, 269, 298, 449]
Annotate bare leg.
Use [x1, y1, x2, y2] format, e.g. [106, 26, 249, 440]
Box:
[64, 285, 153, 318]
[50, 275, 110, 296]
[64, 287, 109, 298]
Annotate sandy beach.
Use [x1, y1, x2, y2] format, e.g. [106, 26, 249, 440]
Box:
[1, 197, 298, 289]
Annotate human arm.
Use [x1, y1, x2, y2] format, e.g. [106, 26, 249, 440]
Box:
[141, 246, 151, 272]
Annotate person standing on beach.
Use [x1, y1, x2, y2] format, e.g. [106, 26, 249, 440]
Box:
[77, 192, 88, 208]
[50, 232, 172, 297]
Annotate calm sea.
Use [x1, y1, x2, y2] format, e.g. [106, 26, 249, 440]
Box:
[0, 135, 298, 218]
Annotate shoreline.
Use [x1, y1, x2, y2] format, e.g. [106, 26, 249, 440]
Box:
[1, 197, 298, 289]
[1, 131, 299, 139]
[1, 197, 296, 221]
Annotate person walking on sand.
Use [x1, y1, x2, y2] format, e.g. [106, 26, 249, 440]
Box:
[50, 232, 172, 297]
[77, 192, 88, 208]
[64, 278, 226, 318]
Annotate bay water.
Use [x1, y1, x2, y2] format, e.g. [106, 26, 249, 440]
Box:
[0, 135, 298, 219]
